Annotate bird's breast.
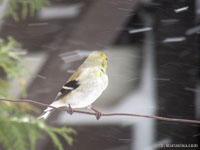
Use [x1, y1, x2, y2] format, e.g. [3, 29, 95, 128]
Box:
[66, 74, 108, 108]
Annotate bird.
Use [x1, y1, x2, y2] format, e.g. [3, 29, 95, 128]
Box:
[38, 51, 108, 120]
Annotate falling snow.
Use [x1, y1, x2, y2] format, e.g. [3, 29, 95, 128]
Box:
[174, 6, 189, 13]
[129, 27, 152, 34]
[162, 37, 186, 43]
[0, 0, 199, 149]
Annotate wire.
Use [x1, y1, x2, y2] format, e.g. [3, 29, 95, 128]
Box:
[0, 98, 199, 124]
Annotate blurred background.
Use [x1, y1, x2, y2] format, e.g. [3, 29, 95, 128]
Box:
[0, 0, 199, 150]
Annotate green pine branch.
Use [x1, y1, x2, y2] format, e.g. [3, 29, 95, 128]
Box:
[0, 114, 76, 150]
[1, 0, 50, 21]
[0, 36, 26, 78]
[0, 37, 76, 150]
[0, 36, 27, 98]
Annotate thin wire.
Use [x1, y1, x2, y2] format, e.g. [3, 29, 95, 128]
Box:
[0, 98, 200, 124]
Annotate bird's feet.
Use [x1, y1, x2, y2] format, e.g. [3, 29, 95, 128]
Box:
[89, 107, 102, 120]
[67, 104, 73, 115]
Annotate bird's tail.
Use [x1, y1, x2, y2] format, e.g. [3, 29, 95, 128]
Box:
[38, 108, 54, 120]
[38, 107, 55, 120]
[37, 101, 62, 120]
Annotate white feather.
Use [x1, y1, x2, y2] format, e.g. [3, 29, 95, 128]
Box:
[38, 111, 51, 120]
[38, 101, 65, 120]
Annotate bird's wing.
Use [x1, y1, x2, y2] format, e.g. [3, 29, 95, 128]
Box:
[54, 67, 88, 101]
[55, 80, 80, 100]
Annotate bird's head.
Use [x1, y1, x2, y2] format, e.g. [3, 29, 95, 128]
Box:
[88, 51, 107, 69]
[86, 51, 108, 70]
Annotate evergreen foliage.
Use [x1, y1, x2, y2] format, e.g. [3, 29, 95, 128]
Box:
[0, 36, 27, 97]
[0, 0, 50, 21]
[0, 37, 76, 150]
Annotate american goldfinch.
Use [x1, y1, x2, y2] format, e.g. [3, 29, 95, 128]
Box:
[38, 51, 108, 120]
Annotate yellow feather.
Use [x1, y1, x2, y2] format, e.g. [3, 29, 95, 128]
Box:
[67, 51, 107, 82]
